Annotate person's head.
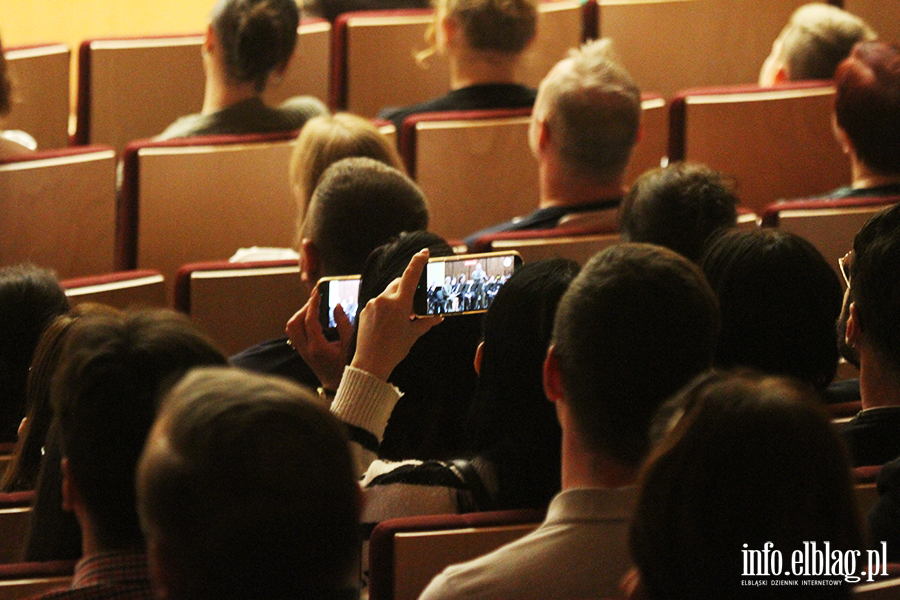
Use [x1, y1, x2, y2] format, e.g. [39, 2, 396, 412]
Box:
[355, 231, 482, 460]
[834, 41, 900, 177]
[53, 308, 226, 552]
[138, 367, 359, 600]
[432, 0, 537, 58]
[546, 243, 719, 468]
[467, 258, 579, 509]
[530, 38, 641, 186]
[299, 157, 429, 283]
[290, 113, 404, 220]
[631, 370, 863, 600]
[701, 228, 842, 391]
[207, 0, 300, 92]
[841, 202, 900, 377]
[759, 3, 876, 87]
[620, 162, 739, 263]
[0, 264, 70, 443]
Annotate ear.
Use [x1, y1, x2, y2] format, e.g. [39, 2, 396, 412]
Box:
[543, 345, 566, 405]
[772, 64, 789, 85]
[439, 14, 460, 50]
[473, 341, 484, 376]
[832, 114, 853, 156]
[299, 239, 321, 284]
[203, 23, 216, 54]
[61, 457, 79, 513]
[846, 301, 861, 348]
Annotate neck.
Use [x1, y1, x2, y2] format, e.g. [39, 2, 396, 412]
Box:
[202, 62, 260, 115]
[859, 343, 900, 410]
[559, 426, 637, 489]
[538, 156, 624, 209]
[850, 157, 900, 192]
[448, 48, 520, 90]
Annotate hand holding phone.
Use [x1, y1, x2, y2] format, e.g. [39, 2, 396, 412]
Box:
[285, 289, 353, 392]
[351, 249, 443, 382]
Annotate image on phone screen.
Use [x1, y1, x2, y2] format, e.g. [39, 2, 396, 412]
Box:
[317, 276, 361, 340]
[417, 252, 520, 316]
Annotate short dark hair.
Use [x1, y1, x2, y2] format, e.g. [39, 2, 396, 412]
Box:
[778, 3, 876, 82]
[849, 203, 900, 373]
[551, 243, 719, 465]
[632, 369, 863, 600]
[211, 0, 299, 92]
[0, 34, 11, 115]
[835, 41, 900, 176]
[620, 162, 739, 263]
[138, 367, 360, 600]
[0, 264, 69, 443]
[701, 228, 843, 390]
[301, 157, 430, 276]
[53, 309, 226, 550]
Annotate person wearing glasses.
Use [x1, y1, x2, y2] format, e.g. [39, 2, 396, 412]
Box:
[837, 202, 900, 467]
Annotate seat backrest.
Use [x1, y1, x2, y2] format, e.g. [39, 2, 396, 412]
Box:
[75, 35, 206, 153]
[0, 560, 76, 599]
[400, 108, 537, 241]
[0, 146, 117, 279]
[0, 508, 31, 564]
[516, 0, 584, 88]
[760, 195, 900, 281]
[472, 227, 621, 264]
[669, 82, 849, 213]
[624, 94, 667, 186]
[118, 132, 298, 299]
[174, 260, 303, 356]
[263, 19, 332, 109]
[331, 9, 449, 116]
[4, 44, 70, 150]
[369, 509, 543, 600]
[61, 270, 166, 311]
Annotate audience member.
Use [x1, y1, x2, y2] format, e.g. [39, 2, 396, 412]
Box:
[378, 0, 538, 130]
[290, 112, 404, 221]
[0, 33, 36, 157]
[701, 228, 843, 394]
[838, 203, 900, 466]
[620, 162, 739, 263]
[464, 39, 641, 247]
[829, 41, 900, 198]
[416, 243, 719, 599]
[137, 367, 361, 600]
[156, 0, 326, 140]
[629, 370, 863, 600]
[32, 309, 226, 600]
[759, 3, 876, 87]
[0, 264, 69, 443]
[230, 157, 429, 388]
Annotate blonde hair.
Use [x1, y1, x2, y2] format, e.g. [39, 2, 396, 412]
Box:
[418, 0, 537, 65]
[289, 113, 403, 219]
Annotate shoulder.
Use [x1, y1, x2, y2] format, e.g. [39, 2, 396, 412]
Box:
[230, 337, 322, 389]
[155, 113, 204, 140]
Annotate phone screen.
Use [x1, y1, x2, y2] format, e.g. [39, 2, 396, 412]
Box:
[317, 276, 361, 340]
[414, 252, 521, 316]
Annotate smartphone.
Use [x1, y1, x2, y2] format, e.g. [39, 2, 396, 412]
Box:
[316, 275, 361, 340]
[414, 251, 522, 317]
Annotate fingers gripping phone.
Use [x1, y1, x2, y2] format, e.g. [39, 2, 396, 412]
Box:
[413, 251, 521, 317]
[316, 275, 361, 341]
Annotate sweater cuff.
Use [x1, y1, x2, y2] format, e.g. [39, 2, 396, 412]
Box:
[331, 366, 401, 442]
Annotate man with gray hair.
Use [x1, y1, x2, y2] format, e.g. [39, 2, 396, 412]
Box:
[463, 38, 641, 248]
[758, 3, 876, 86]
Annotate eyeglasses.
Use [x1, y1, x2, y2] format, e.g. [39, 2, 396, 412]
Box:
[839, 250, 853, 288]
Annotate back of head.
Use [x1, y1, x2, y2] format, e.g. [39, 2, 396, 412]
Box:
[211, 0, 299, 92]
[701, 228, 842, 390]
[849, 202, 900, 373]
[778, 3, 876, 82]
[0, 264, 69, 442]
[354, 231, 482, 460]
[302, 157, 430, 276]
[53, 308, 226, 550]
[536, 38, 641, 184]
[551, 243, 719, 465]
[835, 41, 900, 177]
[442, 0, 537, 54]
[467, 258, 579, 509]
[290, 113, 404, 218]
[138, 368, 359, 600]
[632, 370, 863, 600]
[620, 162, 739, 263]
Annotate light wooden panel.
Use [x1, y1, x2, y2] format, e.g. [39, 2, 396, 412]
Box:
[264, 20, 332, 107]
[517, 0, 584, 88]
[843, 0, 900, 43]
[624, 95, 667, 185]
[4, 44, 70, 150]
[490, 232, 621, 264]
